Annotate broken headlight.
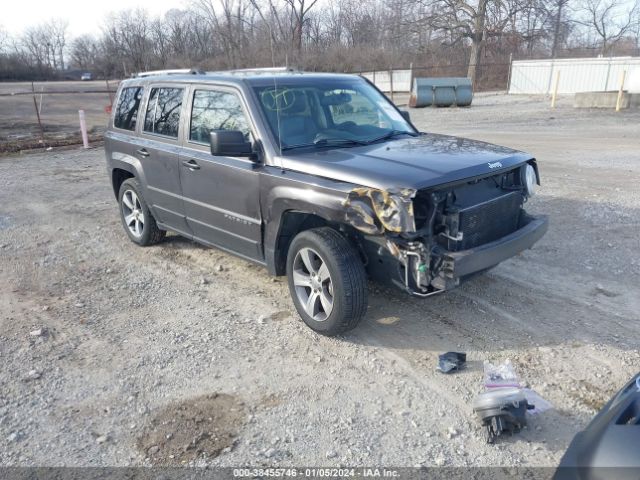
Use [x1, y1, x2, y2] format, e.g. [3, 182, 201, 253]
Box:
[343, 187, 416, 234]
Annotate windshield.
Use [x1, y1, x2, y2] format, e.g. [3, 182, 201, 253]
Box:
[252, 78, 417, 151]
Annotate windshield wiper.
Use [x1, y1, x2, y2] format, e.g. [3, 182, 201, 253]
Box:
[314, 137, 369, 146]
[365, 130, 419, 144]
[281, 137, 368, 151]
[280, 132, 416, 151]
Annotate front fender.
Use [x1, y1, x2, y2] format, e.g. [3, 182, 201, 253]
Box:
[263, 184, 348, 274]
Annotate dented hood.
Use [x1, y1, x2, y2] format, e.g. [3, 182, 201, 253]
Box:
[278, 133, 532, 190]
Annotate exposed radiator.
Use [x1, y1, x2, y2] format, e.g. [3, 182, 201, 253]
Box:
[457, 192, 523, 250]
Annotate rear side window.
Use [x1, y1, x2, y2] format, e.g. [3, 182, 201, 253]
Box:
[114, 87, 143, 131]
[189, 90, 250, 144]
[143, 87, 184, 138]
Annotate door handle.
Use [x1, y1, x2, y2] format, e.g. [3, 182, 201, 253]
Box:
[182, 160, 200, 170]
[136, 148, 150, 158]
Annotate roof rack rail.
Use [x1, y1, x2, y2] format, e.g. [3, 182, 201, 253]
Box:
[135, 68, 205, 78]
[224, 67, 302, 76]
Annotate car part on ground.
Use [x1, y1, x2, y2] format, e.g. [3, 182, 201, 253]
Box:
[555, 372, 640, 479]
[437, 352, 467, 373]
[473, 387, 534, 444]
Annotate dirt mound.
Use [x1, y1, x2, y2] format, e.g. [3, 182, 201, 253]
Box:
[137, 393, 246, 465]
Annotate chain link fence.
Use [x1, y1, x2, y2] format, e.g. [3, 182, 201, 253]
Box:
[0, 80, 119, 154]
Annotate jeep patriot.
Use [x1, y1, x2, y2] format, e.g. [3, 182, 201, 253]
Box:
[104, 68, 548, 335]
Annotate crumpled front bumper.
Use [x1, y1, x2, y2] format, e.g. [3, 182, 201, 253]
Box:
[439, 213, 549, 281]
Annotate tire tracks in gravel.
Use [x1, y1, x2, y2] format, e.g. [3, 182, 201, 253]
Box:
[493, 266, 640, 340]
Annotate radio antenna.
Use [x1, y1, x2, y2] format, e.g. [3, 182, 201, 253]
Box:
[267, 17, 285, 172]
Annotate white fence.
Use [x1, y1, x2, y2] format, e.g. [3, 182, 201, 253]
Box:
[360, 69, 412, 92]
[508, 57, 640, 94]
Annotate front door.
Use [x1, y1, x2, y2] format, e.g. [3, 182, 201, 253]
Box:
[179, 86, 263, 262]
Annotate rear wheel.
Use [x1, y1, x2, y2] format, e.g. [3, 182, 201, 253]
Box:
[118, 178, 165, 246]
[286, 227, 367, 335]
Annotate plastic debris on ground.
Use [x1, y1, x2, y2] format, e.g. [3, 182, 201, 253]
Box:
[483, 359, 520, 388]
[436, 351, 467, 373]
[523, 388, 554, 415]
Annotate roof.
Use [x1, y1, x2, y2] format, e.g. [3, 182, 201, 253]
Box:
[121, 69, 361, 88]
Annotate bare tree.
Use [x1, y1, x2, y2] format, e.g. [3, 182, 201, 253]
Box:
[634, 8, 640, 52]
[513, 0, 549, 56]
[417, 0, 522, 87]
[102, 9, 156, 73]
[19, 19, 69, 73]
[548, 0, 572, 56]
[0, 26, 8, 54]
[576, 0, 639, 54]
[47, 19, 69, 70]
[283, 0, 320, 51]
[3, 0, 640, 85]
[191, 0, 251, 68]
[21, 25, 50, 72]
[70, 35, 100, 69]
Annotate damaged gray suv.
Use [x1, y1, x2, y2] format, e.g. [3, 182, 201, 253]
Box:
[105, 68, 548, 335]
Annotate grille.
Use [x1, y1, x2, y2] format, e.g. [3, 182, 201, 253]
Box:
[458, 192, 522, 250]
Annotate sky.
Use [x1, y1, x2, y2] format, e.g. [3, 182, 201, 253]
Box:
[1, 0, 187, 37]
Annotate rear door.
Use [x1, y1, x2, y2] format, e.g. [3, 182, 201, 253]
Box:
[137, 84, 190, 234]
[179, 85, 263, 262]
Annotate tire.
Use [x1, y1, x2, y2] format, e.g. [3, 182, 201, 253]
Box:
[286, 227, 368, 335]
[118, 178, 165, 246]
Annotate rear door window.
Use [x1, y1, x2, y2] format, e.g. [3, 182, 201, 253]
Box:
[189, 89, 250, 144]
[143, 87, 184, 138]
[114, 87, 143, 131]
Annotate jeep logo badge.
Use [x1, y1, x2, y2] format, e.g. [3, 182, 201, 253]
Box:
[488, 161, 503, 169]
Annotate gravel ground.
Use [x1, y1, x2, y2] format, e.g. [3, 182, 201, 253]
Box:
[0, 93, 639, 468]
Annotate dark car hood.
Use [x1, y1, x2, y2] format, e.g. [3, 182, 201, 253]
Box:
[277, 133, 533, 191]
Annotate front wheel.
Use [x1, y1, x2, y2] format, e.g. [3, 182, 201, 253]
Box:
[286, 227, 368, 336]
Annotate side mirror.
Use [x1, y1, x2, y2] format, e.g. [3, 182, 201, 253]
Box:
[399, 110, 411, 123]
[210, 130, 253, 157]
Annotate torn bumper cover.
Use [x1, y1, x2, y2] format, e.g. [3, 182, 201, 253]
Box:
[357, 208, 548, 297]
[441, 214, 548, 279]
[402, 213, 548, 294]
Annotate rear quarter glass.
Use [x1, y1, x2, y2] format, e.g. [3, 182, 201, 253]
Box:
[114, 87, 143, 131]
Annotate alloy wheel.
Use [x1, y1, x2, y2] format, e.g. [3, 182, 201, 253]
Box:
[292, 247, 334, 321]
[121, 189, 145, 238]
